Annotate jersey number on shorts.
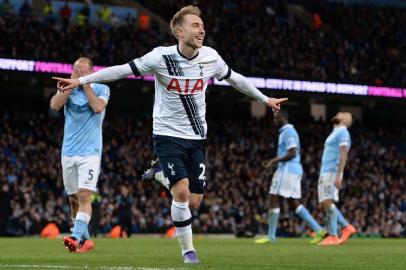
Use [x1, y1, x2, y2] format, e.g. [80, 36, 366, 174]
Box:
[199, 164, 206, 181]
[88, 169, 94, 180]
[324, 185, 332, 195]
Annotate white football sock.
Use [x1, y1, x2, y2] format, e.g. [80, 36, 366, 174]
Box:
[171, 200, 194, 255]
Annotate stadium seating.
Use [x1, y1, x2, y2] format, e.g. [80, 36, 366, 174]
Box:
[0, 110, 404, 237]
[0, 0, 404, 239]
[1, 1, 405, 86]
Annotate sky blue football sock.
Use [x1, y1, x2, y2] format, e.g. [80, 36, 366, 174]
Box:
[82, 225, 90, 240]
[71, 219, 88, 241]
[335, 207, 349, 228]
[295, 204, 322, 232]
[71, 212, 91, 241]
[326, 204, 338, 236]
[267, 208, 280, 241]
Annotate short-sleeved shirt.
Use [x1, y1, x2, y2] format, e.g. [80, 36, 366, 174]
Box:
[62, 83, 110, 157]
[276, 124, 303, 175]
[320, 126, 351, 173]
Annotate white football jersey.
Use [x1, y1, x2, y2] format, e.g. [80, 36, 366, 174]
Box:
[128, 45, 231, 140]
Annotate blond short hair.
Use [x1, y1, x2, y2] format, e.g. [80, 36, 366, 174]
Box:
[75, 57, 93, 69]
[170, 5, 201, 39]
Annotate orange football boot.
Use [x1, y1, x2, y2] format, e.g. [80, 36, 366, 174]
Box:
[63, 236, 79, 253]
[340, 225, 357, 245]
[77, 239, 94, 253]
[318, 236, 340, 246]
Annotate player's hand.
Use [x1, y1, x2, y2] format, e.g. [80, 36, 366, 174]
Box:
[57, 81, 73, 95]
[267, 98, 288, 113]
[261, 160, 269, 168]
[335, 173, 343, 189]
[262, 158, 277, 168]
[52, 77, 80, 92]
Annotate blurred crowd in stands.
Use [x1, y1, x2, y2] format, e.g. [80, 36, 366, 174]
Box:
[141, 0, 406, 86]
[0, 109, 405, 237]
[1, 0, 406, 86]
[0, 0, 162, 67]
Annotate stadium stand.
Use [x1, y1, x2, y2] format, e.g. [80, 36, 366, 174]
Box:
[0, 109, 404, 237]
[1, 0, 406, 86]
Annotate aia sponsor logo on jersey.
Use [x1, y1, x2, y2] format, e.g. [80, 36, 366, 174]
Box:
[166, 78, 204, 94]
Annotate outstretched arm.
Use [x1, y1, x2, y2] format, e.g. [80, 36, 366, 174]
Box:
[225, 71, 288, 112]
[52, 64, 133, 92]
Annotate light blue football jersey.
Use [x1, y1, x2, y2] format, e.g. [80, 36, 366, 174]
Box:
[62, 83, 110, 157]
[320, 126, 351, 173]
[276, 124, 303, 175]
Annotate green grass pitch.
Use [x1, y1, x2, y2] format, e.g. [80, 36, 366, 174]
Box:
[1, 237, 406, 270]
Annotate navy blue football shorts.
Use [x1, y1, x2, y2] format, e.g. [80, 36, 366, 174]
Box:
[153, 135, 206, 194]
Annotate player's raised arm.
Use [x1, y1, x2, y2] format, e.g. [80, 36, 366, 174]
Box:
[52, 48, 159, 92]
[50, 83, 72, 111]
[77, 65, 109, 114]
[83, 84, 108, 114]
[52, 63, 133, 92]
[50, 60, 84, 111]
[225, 71, 288, 112]
[213, 52, 288, 111]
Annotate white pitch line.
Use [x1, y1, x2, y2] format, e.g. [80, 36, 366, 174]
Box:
[0, 265, 185, 270]
[99, 266, 186, 270]
[100, 267, 185, 270]
[0, 265, 81, 269]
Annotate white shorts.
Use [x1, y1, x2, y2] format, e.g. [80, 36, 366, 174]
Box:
[318, 172, 339, 203]
[269, 169, 302, 199]
[62, 155, 101, 195]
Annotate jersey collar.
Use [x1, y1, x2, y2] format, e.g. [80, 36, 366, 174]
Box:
[334, 125, 347, 130]
[279, 123, 293, 132]
[177, 45, 199, 61]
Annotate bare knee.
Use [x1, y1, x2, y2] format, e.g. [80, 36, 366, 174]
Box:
[269, 195, 280, 209]
[289, 199, 301, 211]
[77, 189, 92, 205]
[172, 180, 190, 202]
[69, 194, 78, 206]
[321, 200, 333, 210]
[68, 195, 79, 218]
[177, 189, 190, 202]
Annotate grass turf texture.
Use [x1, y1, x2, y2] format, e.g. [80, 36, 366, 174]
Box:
[0, 237, 406, 270]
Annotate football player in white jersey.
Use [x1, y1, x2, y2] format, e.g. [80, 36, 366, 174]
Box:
[50, 57, 110, 253]
[52, 6, 287, 263]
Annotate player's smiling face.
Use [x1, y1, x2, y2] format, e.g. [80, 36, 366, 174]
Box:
[179, 14, 205, 49]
